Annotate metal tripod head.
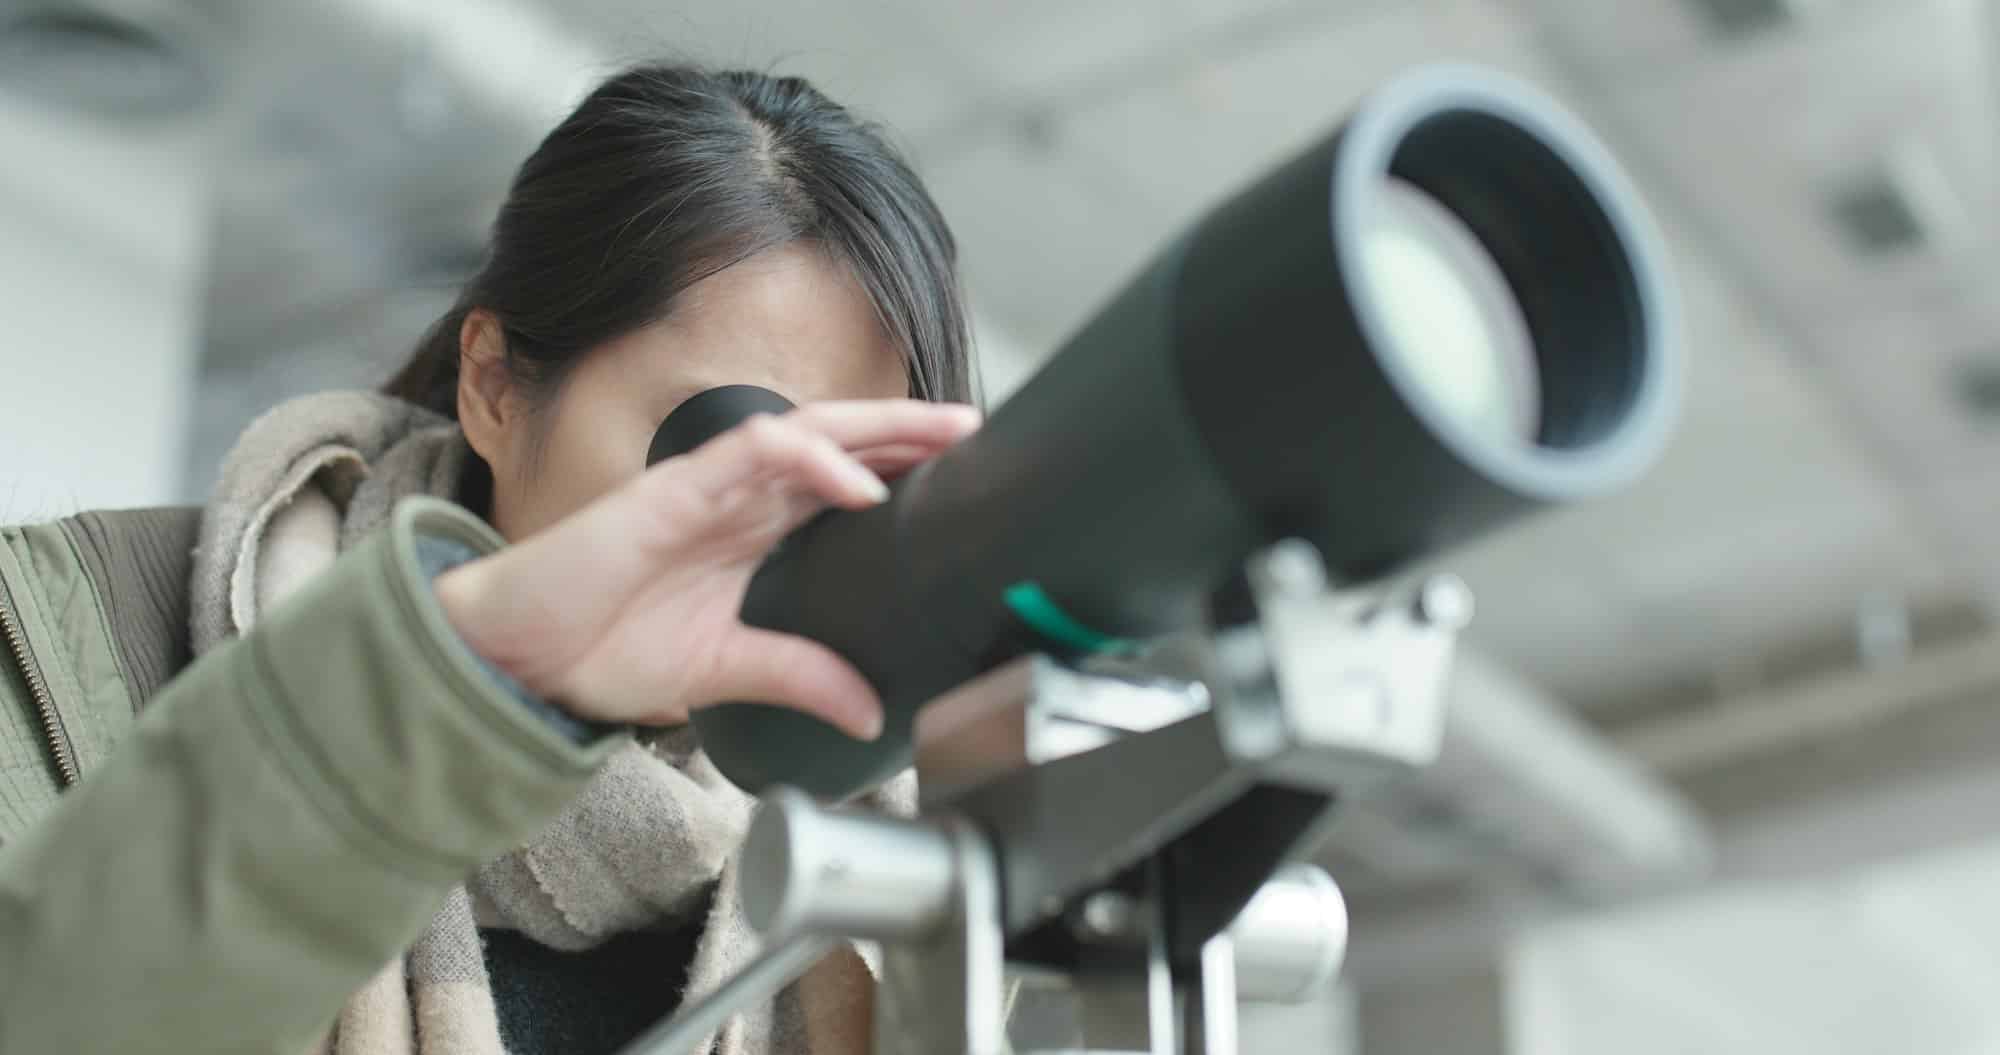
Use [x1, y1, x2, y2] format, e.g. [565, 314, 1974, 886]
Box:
[622, 538, 1469, 1055]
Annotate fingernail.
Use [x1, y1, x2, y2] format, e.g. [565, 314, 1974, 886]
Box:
[852, 465, 891, 503]
[860, 708, 884, 741]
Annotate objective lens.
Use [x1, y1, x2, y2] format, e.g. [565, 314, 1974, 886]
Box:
[1361, 178, 1540, 445]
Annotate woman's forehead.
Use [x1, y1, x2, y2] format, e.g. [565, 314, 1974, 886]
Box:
[596, 247, 906, 406]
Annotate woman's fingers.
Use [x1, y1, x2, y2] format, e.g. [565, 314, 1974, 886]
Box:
[672, 413, 892, 510]
[645, 400, 977, 509]
[786, 399, 982, 452]
[853, 442, 947, 475]
[454, 400, 983, 729]
[699, 627, 885, 741]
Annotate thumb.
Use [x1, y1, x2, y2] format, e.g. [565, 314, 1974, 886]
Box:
[701, 628, 885, 742]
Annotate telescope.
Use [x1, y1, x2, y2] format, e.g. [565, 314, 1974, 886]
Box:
[628, 65, 1678, 1055]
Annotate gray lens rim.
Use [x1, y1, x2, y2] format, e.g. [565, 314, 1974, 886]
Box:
[1332, 63, 1683, 501]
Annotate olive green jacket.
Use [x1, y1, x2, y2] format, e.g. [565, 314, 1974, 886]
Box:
[0, 496, 619, 1054]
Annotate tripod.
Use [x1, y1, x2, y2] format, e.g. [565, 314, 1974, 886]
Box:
[623, 539, 1467, 1055]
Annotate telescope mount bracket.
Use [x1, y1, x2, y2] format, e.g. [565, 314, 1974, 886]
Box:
[619, 538, 1469, 1055]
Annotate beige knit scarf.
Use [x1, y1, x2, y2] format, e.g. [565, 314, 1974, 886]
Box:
[192, 391, 908, 1055]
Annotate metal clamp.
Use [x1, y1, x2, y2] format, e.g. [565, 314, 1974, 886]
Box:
[624, 540, 1466, 1055]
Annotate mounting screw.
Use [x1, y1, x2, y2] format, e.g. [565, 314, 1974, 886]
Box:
[1072, 891, 1140, 943]
[1262, 539, 1328, 597]
[1413, 575, 1474, 629]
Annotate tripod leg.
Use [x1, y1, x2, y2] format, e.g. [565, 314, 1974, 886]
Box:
[1183, 932, 1239, 1055]
[874, 823, 1008, 1055]
[1071, 861, 1181, 1055]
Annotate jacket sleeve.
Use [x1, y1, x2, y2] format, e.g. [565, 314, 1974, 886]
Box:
[0, 496, 622, 1055]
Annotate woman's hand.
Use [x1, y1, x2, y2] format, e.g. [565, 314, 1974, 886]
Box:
[435, 399, 981, 737]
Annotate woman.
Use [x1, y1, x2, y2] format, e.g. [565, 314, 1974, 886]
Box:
[0, 65, 983, 1055]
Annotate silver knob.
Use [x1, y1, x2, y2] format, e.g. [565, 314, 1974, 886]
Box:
[739, 787, 961, 942]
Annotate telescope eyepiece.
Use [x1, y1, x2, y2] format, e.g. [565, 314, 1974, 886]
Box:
[648, 384, 800, 467]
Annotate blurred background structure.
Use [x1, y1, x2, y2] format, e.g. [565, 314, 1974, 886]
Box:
[6, 0, 2000, 1052]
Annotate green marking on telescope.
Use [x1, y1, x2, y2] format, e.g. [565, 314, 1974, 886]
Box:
[1003, 582, 1136, 654]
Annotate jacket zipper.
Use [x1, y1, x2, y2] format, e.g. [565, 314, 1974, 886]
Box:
[0, 578, 78, 788]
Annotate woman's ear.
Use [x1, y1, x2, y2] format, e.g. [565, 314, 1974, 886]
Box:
[457, 309, 514, 466]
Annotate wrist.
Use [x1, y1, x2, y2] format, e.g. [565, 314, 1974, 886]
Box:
[433, 558, 541, 690]
[429, 546, 624, 741]
[433, 560, 499, 663]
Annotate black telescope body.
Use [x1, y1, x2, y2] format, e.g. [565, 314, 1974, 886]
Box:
[662, 67, 1680, 798]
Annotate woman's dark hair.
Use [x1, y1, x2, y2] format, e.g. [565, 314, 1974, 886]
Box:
[384, 64, 975, 424]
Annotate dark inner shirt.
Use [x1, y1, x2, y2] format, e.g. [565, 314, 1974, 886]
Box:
[481, 914, 706, 1055]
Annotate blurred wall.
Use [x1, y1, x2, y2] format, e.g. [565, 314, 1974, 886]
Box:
[1510, 834, 2000, 1055]
[1243, 984, 1360, 1055]
[0, 95, 211, 518]
[1363, 968, 1507, 1055]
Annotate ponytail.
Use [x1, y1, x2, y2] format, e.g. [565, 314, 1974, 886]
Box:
[382, 304, 471, 419]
